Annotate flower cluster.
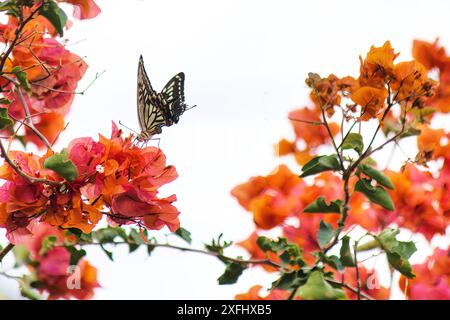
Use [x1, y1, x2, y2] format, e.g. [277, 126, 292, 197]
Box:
[399, 247, 450, 300]
[20, 222, 99, 299]
[0, 122, 180, 243]
[413, 39, 450, 113]
[232, 41, 449, 300]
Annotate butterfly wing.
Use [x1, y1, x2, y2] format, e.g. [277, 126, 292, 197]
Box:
[137, 55, 167, 139]
[161, 72, 186, 123]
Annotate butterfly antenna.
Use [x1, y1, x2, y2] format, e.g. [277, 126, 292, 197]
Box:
[186, 104, 197, 111]
[118, 120, 140, 135]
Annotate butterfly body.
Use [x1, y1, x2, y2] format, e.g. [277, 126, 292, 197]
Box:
[136, 55, 188, 142]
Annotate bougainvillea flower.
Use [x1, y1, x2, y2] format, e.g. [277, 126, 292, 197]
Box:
[305, 74, 342, 116]
[231, 165, 305, 229]
[412, 39, 447, 70]
[279, 106, 339, 166]
[413, 39, 450, 113]
[25, 113, 66, 149]
[237, 231, 280, 272]
[351, 86, 388, 121]
[359, 41, 398, 89]
[399, 247, 450, 300]
[347, 192, 397, 232]
[337, 76, 360, 96]
[68, 137, 105, 179]
[385, 164, 448, 240]
[417, 125, 446, 160]
[391, 61, 432, 102]
[283, 215, 322, 263]
[28, 38, 88, 114]
[61, 0, 102, 20]
[288, 107, 340, 147]
[20, 222, 99, 299]
[365, 41, 399, 74]
[335, 266, 390, 300]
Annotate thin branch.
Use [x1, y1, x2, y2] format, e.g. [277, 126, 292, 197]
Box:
[287, 117, 324, 126]
[16, 86, 52, 150]
[320, 104, 345, 170]
[287, 286, 298, 300]
[84, 241, 283, 269]
[354, 242, 361, 300]
[327, 279, 374, 300]
[0, 243, 15, 263]
[31, 71, 105, 96]
[336, 120, 358, 149]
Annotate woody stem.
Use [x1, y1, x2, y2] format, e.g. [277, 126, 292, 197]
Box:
[0, 243, 14, 263]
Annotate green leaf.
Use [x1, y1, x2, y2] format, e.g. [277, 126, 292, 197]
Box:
[317, 220, 334, 249]
[147, 244, 155, 255]
[399, 126, 421, 139]
[324, 255, 344, 271]
[392, 241, 417, 260]
[100, 244, 113, 261]
[218, 262, 247, 285]
[93, 227, 127, 243]
[13, 69, 30, 91]
[295, 271, 346, 300]
[12, 245, 31, 267]
[0, 0, 20, 17]
[412, 107, 436, 118]
[205, 234, 232, 255]
[20, 286, 41, 300]
[128, 243, 139, 253]
[0, 107, 13, 130]
[341, 133, 364, 155]
[375, 229, 417, 278]
[386, 252, 415, 278]
[358, 164, 394, 190]
[256, 236, 303, 267]
[38, 1, 67, 37]
[43, 151, 78, 182]
[354, 179, 394, 210]
[66, 228, 92, 243]
[66, 228, 83, 239]
[361, 157, 377, 167]
[129, 228, 145, 245]
[300, 155, 341, 177]
[174, 227, 192, 244]
[272, 271, 305, 290]
[304, 196, 342, 214]
[356, 239, 380, 252]
[66, 246, 86, 266]
[257, 236, 288, 253]
[0, 1, 16, 12]
[39, 235, 58, 256]
[0, 98, 11, 105]
[377, 229, 416, 259]
[340, 236, 355, 267]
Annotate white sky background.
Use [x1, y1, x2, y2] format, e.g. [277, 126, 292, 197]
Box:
[1, 0, 450, 299]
